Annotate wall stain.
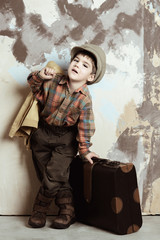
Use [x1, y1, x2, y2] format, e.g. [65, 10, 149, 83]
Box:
[12, 32, 28, 63]
[116, 128, 140, 160]
[60, 3, 97, 27]
[29, 14, 52, 39]
[0, 0, 25, 28]
[70, 25, 84, 41]
[0, 30, 16, 38]
[143, 8, 160, 60]
[115, 10, 143, 35]
[0, 0, 26, 62]
[98, 0, 119, 13]
[112, 1, 160, 212]
[0, 0, 144, 65]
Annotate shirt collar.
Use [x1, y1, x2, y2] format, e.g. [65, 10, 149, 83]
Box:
[59, 76, 89, 96]
[75, 84, 89, 96]
[59, 75, 68, 85]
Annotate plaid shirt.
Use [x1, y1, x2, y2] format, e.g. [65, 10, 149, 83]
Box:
[27, 72, 95, 156]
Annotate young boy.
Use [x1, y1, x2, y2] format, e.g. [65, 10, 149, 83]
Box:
[27, 43, 106, 229]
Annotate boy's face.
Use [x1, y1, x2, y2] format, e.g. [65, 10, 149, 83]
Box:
[68, 53, 95, 85]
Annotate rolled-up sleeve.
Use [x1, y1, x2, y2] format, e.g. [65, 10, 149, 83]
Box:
[27, 71, 44, 94]
[77, 103, 95, 157]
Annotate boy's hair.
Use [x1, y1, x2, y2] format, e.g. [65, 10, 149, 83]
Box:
[72, 50, 97, 75]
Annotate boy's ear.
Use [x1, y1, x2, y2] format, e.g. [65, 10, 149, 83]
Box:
[87, 73, 95, 83]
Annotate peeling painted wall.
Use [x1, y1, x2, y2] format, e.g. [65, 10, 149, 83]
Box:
[0, 0, 160, 214]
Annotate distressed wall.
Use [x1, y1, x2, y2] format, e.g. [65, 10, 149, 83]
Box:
[0, 0, 160, 214]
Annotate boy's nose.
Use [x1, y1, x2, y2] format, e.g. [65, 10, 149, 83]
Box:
[75, 62, 80, 68]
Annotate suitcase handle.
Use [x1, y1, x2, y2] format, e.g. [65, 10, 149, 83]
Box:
[91, 157, 120, 166]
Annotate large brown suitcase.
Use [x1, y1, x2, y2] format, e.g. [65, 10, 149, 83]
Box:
[70, 156, 143, 235]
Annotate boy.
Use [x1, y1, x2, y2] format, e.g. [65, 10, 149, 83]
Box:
[27, 43, 106, 229]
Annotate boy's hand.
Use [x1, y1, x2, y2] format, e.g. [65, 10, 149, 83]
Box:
[39, 67, 55, 80]
[84, 152, 99, 164]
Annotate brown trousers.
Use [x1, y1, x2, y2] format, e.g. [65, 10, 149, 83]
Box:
[30, 120, 78, 196]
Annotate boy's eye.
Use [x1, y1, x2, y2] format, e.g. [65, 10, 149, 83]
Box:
[74, 58, 79, 62]
[83, 64, 88, 68]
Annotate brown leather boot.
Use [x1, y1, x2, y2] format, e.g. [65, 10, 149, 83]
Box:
[51, 190, 76, 229]
[28, 188, 53, 228]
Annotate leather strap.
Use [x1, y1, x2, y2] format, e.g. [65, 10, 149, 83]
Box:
[60, 208, 74, 216]
[38, 193, 53, 203]
[56, 197, 72, 205]
[83, 162, 98, 203]
[34, 204, 49, 213]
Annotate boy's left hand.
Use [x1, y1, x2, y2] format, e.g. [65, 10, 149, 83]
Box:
[84, 152, 99, 164]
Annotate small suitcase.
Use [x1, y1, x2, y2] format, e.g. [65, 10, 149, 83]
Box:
[70, 156, 143, 235]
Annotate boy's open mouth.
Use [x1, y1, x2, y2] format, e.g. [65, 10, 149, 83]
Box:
[72, 69, 78, 74]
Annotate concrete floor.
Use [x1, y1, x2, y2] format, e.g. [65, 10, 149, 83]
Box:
[0, 216, 159, 240]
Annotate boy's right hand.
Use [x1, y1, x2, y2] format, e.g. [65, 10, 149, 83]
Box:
[39, 67, 55, 80]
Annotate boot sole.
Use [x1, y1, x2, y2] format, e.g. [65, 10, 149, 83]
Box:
[28, 219, 46, 228]
[51, 218, 76, 229]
